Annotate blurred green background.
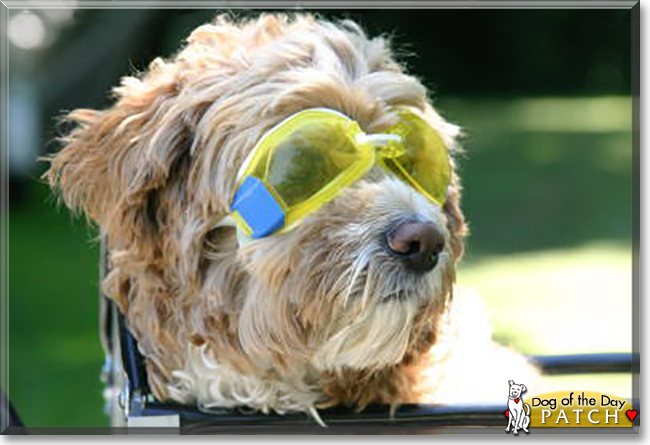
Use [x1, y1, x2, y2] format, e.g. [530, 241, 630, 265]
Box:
[7, 9, 633, 427]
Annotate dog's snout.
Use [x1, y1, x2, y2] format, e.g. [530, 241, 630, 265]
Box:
[385, 220, 445, 273]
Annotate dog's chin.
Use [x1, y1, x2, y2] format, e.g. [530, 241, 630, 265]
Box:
[310, 259, 452, 372]
[311, 297, 422, 372]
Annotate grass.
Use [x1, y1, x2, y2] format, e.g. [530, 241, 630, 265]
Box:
[458, 242, 633, 399]
[439, 96, 632, 256]
[9, 182, 105, 427]
[7, 96, 634, 426]
[460, 242, 632, 355]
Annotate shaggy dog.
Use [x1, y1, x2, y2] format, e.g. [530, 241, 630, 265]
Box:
[47, 14, 537, 421]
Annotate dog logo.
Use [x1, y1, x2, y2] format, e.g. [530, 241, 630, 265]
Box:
[505, 380, 531, 434]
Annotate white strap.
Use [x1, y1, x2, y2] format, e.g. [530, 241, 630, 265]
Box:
[355, 133, 402, 146]
[215, 214, 237, 228]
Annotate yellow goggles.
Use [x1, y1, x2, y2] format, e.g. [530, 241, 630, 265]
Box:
[230, 108, 451, 239]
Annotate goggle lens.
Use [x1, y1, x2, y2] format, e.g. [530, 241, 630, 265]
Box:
[259, 119, 359, 207]
[384, 111, 451, 205]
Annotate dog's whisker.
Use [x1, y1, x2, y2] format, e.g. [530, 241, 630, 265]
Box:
[340, 247, 374, 307]
[308, 406, 328, 428]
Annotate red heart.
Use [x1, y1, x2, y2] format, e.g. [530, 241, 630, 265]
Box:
[626, 410, 638, 422]
[515, 398, 520, 403]
[504, 410, 509, 418]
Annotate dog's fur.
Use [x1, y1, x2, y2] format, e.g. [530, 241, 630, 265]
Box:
[506, 380, 531, 434]
[47, 14, 537, 417]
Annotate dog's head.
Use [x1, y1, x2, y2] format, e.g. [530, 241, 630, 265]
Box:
[508, 380, 527, 399]
[48, 14, 467, 402]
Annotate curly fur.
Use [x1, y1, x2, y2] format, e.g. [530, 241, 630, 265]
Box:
[46, 13, 536, 417]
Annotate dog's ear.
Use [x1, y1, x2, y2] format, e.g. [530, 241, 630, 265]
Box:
[508, 380, 514, 386]
[521, 384, 527, 393]
[444, 170, 467, 260]
[46, 59, 195, 255]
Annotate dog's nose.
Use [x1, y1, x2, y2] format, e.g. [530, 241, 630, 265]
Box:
[385, 220, 445, 273]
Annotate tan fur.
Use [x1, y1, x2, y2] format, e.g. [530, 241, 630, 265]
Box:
[46, 13, 536, 416]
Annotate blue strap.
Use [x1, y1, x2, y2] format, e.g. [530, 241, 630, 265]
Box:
[231, 176, 285, 239]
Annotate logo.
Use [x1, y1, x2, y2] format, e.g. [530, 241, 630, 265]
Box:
[505, 380, 531, 435]
[528, 391, 636, 427]
[504, 388, 637, 429]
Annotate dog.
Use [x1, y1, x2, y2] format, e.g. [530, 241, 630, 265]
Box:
[46, 13, 538, 422]
[506, 380, 531, 434]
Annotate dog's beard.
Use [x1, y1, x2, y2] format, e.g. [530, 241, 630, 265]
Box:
[312, 244, 453, 371]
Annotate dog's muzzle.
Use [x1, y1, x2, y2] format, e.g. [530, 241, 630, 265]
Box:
[384, 219, 445, 273]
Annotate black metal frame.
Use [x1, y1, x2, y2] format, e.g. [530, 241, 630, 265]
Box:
[99, 238, 640, 430]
